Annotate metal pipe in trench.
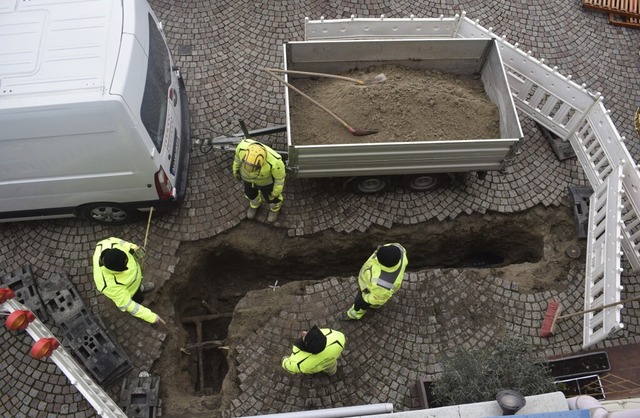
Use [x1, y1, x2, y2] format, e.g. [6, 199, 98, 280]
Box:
[240, 403, 394, 418]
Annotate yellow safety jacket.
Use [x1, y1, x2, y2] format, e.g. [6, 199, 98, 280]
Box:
[232, 139, 286, 196]
[358, 243, 409, 306]
[282, 328, 345, 374]
[92, 237, 158, 323]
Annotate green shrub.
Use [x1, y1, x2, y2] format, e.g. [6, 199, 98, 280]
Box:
[430, 335, 556, 406]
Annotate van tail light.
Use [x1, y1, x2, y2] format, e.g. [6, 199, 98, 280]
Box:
[154, 167, 175, 200]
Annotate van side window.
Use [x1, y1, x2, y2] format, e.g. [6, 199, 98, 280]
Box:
[141, 13, 172, 152]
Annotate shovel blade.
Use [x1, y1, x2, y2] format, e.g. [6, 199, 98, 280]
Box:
[363, 73, 387, 85]
[350, 128, 379, 137]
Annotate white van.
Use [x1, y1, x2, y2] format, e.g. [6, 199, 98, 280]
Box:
[0, 0, 190, 224]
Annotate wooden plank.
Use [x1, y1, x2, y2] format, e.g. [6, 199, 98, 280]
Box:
[609, 12, 640, 28]
[584, 0, 640, 18]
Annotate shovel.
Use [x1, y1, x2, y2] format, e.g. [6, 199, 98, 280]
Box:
[261, 69, 378, 137]
[261, 67, 386, 86]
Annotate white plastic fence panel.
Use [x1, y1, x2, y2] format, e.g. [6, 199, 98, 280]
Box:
[304, 15, 460, 40]
[0, 299, 127, 418]
[582, 165, 624, 348]
[456, 16, 640, 271]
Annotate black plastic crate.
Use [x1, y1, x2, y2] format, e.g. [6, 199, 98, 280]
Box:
[568, 185, 593, 239]
[119, 373, 162, 418]
[37, 272, 91, 333]
[65, 315, 133, 385]
[1, 264, 49, 321]
[538, 123, 576, 161]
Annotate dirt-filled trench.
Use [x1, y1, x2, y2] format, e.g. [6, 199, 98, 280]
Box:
[151, 205, 585, 416]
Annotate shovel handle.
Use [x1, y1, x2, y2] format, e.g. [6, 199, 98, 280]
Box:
[261, 69, 354, 132]
[143, 207, 154, 250]
[557, 294, 640, 319]
[261, 68, 364, 85]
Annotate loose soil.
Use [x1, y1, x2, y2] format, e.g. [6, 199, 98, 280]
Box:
[151, 205, 585, 417]
[289, 65, 501, 144]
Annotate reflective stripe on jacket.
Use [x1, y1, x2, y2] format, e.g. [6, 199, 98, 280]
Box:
[232, 138, 286, 194]
[92, 237, 157, 323]
[358, 243, 409, 306]
[282, 328, 345, 374]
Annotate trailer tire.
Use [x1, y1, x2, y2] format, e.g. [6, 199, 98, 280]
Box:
[79, 203, 139, 225]
[348, 177, 389, 194]
[402, 173, 452, 191]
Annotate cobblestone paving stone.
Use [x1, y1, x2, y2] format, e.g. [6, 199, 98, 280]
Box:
[1, 0, 640, 416]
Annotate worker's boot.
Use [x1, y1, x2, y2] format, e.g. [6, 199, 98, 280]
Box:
[267, 202, 281, 223]
[247, 197, 261, 220]
[140, 282, 155, 293]
[267, 209, 280, 223]
[247, 206, 258, 219]
[340, 305, 365, 320]
[323, 361, 338, 376]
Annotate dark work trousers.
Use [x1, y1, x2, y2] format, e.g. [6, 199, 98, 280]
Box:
[243, 181, 281, 205]
[132, 287, 144, 304]
[353, 289, 372, 311]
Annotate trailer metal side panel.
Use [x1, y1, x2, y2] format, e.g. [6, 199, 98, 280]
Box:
[283, 38, 523, 179]
[288, 140, 518, 178]
[285, 38, 489, 75]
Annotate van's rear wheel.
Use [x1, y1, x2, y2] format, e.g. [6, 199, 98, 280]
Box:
[402, 173, 452, 191]
[79, 203, 137, 224]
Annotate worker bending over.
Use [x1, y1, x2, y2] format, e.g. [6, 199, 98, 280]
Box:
[282, 326, 345, 375]
[92, 237, 165, 325]
[233, 138, 286, 223]
[342, 243, 409, 320]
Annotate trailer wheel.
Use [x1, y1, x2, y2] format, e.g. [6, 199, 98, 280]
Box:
[402, 173, 452, 191]
[79, 203, 138, 224]
[348, 177, 389, 194]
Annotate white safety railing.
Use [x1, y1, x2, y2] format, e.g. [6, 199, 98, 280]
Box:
[1, 298, 127, 418]
[305, 13, 640, 348]
[456, 17, 640, 274]
[583, 165, 624, 346]
[454, 16, 640, 348]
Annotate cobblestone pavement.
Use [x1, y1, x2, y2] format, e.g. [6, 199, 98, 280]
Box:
[1, 1, 640, 417]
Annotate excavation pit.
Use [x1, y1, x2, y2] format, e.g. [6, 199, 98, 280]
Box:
[181, 313, 232, 394]
[168, 206, 583, 398]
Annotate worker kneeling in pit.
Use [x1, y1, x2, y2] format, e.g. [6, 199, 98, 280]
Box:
[342, 243, 409, 320]
[232, 138, 286, 223]
[282, 326, 345, 375]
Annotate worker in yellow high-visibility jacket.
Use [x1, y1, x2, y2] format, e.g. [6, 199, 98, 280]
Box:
[342, 243, 409, 320]
[232, 138, 286, 223]
[92, 237, 165, 325]
[281, 326, 345, 375]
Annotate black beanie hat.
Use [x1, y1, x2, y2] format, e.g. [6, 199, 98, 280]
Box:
[303, 325, 327, 354]
[101, 248, 128, 271]
[376, 245, 402, 268]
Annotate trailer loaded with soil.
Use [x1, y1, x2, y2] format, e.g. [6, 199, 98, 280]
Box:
[201, 22, 523, 194]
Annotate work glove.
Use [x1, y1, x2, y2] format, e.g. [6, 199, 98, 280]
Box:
[233, 170, 240, 180]
[268, 193, 281, 201]
[129, 245, 145, 261]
